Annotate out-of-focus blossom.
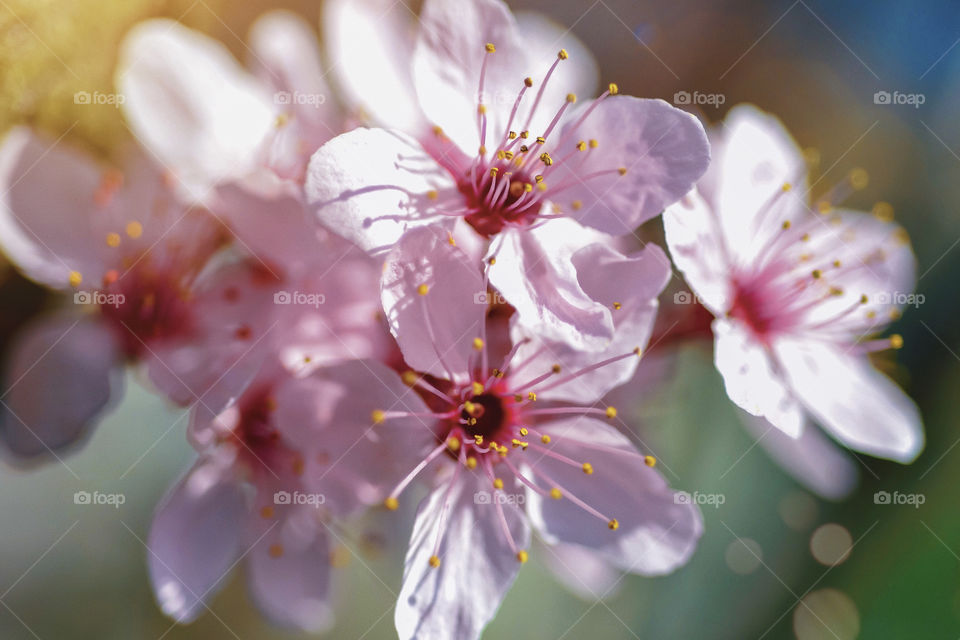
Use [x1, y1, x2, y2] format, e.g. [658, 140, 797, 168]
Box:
[664, 104, 923, 464]
[306, 0, 709, 349]
[118, 10, 341, 197]
[288, 227, 700, 640]
[0, 127, 273, 457]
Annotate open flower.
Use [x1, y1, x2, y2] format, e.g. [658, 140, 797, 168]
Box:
[306, 0, 709, 345]
[664, 105, 922, 463]
[285, 227, 701, 639]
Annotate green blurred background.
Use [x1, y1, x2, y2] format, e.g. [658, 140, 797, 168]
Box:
[1, 0, 958, 638]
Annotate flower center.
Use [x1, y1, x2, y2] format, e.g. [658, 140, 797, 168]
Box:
[460, 392, 508, 442]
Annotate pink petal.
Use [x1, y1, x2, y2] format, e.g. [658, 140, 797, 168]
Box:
[381, 226, 485, 381]
[1, 314, 122, 458]
[774, 338, 923, 462]
[117, 19, 275, 200]
[395, 471, 529, 640]
[739, 412, 858, 501]
[537, 540, 622, 600]
[713, 318, 804, 437]
[148, 458, 248, 623]
[523, 418, 702, 575]
[551, 97, 710, 234]
[305, 128, 457, 252]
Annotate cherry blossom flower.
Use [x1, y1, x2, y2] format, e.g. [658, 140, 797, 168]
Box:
[664, 105, 922, 464]
[0, 127, 270, 457]
[118, 10, 341, 197]
[283, 227, 701, 639]
[306, 0, 709, 346]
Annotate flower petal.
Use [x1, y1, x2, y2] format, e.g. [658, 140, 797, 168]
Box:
[148, 458, 248, 623]
[381, 226, 485, 381]
[713, 318, 804, 437]
[537, 540, 622, 600]
[774, 338, 923, 462]
[395, 470, 529, 640]
[305, 128, 456, 252]
[739, 411, 858, 501]
[117, 19, 275, 199]
[550, 97, 710, 234]
[509, 242, 670, 403]
[1, 314, 123, 458]
[524, 417, 702, 575]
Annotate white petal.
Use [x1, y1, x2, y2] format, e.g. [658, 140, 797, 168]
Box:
[714, 318, 804, 437]
[395, 471, 529, 640]
[305, 128, 455, 252]
[775, 338, 923, 462]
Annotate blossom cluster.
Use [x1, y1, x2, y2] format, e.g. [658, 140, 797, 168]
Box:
[0, 0, 922, 637]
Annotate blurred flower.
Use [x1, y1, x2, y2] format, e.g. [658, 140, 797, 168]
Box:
[664, 104, 923, 468]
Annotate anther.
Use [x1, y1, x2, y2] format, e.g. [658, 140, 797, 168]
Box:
[527, 392, 537, 401]
[473, 337, 485, 351]
[384, 497, 399, 511]
[811, 270, 822, 279]
[427, 190, 438, 200]
[617, 167, 627, 176]
[550, 488, 562, 499]
[401, 371, 419, 386]
[558, 49, 568, 60]
[493, 478, 504, 490]
[371, 410, 386, 425]
[106, 232, 121, 247]
[566, 93, 577, 103]
[524, 77, 533, 88]
[782, 220, 792, 230]
[447, 437, 461, 451]
[516, 550, 529, 563]
[890, 334, 904, 349]
[541, 435, 551, 444]
[429, 555, 441, 568]
[126, 221, 143, 238]
[613, 302, 622, 310]
[68, 271, 82, 287]
[485, 43, 496, 53]
[608, 519, 619, 531]
[849, 168, 869, 190]
[644, 455, 656, 467]
[608, 83, 619, 95]
[605, 407, 618, 419]
[466, 457, 478, 469]
[582, 463, 593, 475]
[417, 283, 429, 296]
[472, 381, 485, 396]
[552, 364, 562, 374]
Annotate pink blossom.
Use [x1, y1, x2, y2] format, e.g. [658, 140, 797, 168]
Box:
[664, 105, 922, 464]
[306, 0, 709, 346]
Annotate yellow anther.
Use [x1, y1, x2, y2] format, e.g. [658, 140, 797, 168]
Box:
[817, 201, 832, 214]
[519, 427, 528, 436]
[384, 497, 399, 511]
[473, 337, 485, 351]
[371, 409, 386, 425]
[782, 220, 792, 230]
[447, 436, 461, 451]
[274, 113, 289, 128]
[893, 228, 911, 246]
[516, 550, 529, 563]
[866, 310, 877, 319]
[511, 438, 523, 448]
[589, 139, 599, 148]
[497, 150, 506, 160]
[537, 182, 547, 192]
[520, 130, 529, 139]
[125, 221, 143, 238]
[558, 48, 569, 60]
[849, 167, 869, 190]
[811, 269, 822, 279]
[432, 125, 444, 136]
[644, 455, 656, 467]
[829, 287, 844, 296]
[488, 257, 497, 266]
[106, 232, 121, 247]
[527, 392, 537, 402]
[541, 435, 551, 444]
[472, 381, 485, 396]
[572, 200, 582, 210]
[536, 136, 546, 145]
[608, 519, 619, 531]
[466, 457, 478, 469]
[833, 260, 842, 268]
[68, 271, 82, 287]
[478, 104, 487, 115]
[447, 233, 456, 246]
[605, 406, 618, 419]
[890, 308, 902, 321]
[260, 506, 274, 519]
[524, 183, 533, 193]
[514, 394, 523, 403]
[890, 334, 904, 349]
[401, 371, 419, 386]
[782, 182, 792, 192]
[613, 302, 622, 310]
[633, 347, 643, 357]
[429, 555, 441, 568]
[801, 233, 811, 242]
[508, 131, 517, 140]
[550, 487, 562, 500]
[566, 93, 577, 103]
[474, 434, 484, 445]
[269, 544, 284, 558]
[492, 368, 503, 378]
[464, 401, 477, 415]
[427, 189, 439, 200]
[493, 478, 504, 490]
[479, 145, 487, 155]
[485, 42, 496, 53]
[608, 82, 619, 95]
[551, 364, 562, 374]
[576, 141, 587, 151]
[872, 201, 894, 222]
[417, 283, 429, 296]
[617, 167, 627, 176]
[524, 77, 533, 88]
[582, 463, 593, 475]
[490, 167, 499, 177]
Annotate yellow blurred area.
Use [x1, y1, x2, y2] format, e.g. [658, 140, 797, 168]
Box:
[0, 0, 223, 157]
